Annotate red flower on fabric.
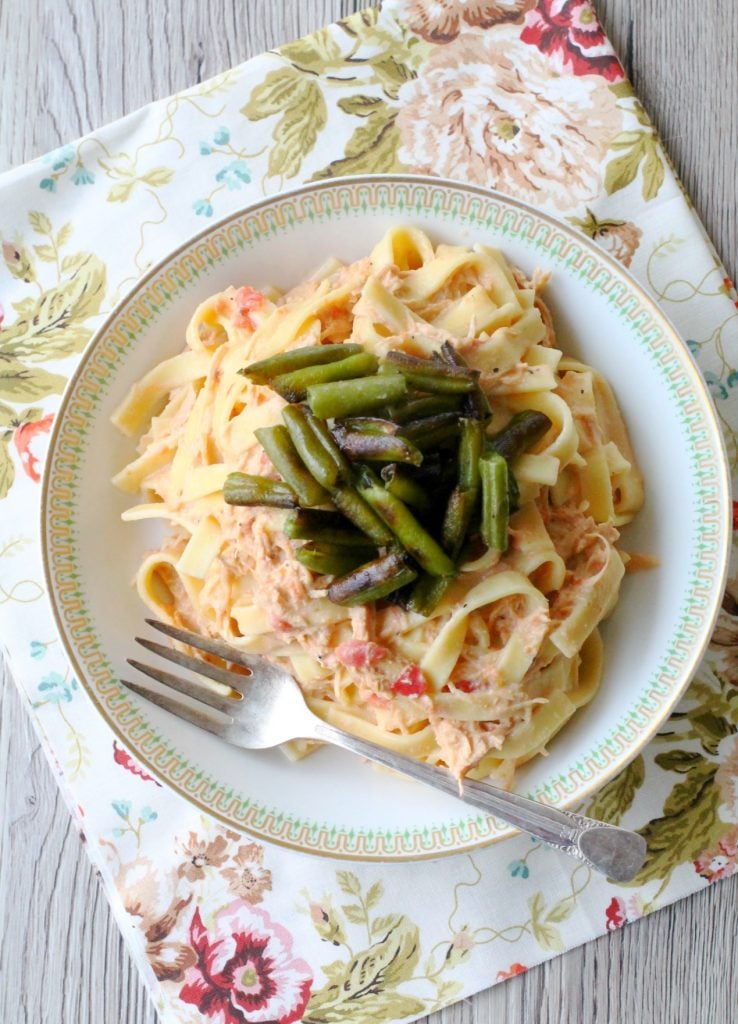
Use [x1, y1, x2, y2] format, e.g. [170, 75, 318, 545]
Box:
[604, 893, 643, 930]
[732, 500, 738, 531]
[496, 961, 527, 981]
[113, 740, 162, 786]
[521, 0, 626, 82]
[179, 903, 312, 1024]
[13, 413, 53, 482]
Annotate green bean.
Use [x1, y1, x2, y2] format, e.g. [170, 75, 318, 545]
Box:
[282, 405, 340, 488]
[240, 343, 362, 383]
[334, 417, 399, 435]
[331, 424, 423, 466]
[383, 349, 476, 381]
[296, 543, 369, 577]
[271, 352, 378, 402]
[223, 472, 297, 508]
[487, 410, 552, 460]
[440, 341, 492, 420]
[480, 453, 509, 551]
[307, 374, 407, 419]
[458, 418, 484, 493]
[306, 414, 352, 481]
[284, 509, 376, 548]
[330, 484, 396, 547]
[327, 552, 417, 606]
[382, 367, 476, 394]
[380, 465, 430, 511]
[399, 412, 461, 451]
[442, 486, 479, 560]
[408, 573, 452, 616]
[356, 469, 457, 577]
[387, 393, 463, 424]
[254, 425, 329, 507]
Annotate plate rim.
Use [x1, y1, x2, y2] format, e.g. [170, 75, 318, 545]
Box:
[40, 173, 732, 861]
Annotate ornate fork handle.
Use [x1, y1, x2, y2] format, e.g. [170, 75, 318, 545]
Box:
[312, 720, 646, 882]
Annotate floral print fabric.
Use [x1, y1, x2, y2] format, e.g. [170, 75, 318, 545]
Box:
[1, 2, 738, 1022]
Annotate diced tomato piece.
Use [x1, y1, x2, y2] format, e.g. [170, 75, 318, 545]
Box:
[454, 679, 475, 693]
[334, 640, 389, 670]
[391, 664, 427, 696]
[233, 286, 265, 329]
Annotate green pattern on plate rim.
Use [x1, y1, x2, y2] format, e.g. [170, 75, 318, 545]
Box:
[42, 177, 730, 859]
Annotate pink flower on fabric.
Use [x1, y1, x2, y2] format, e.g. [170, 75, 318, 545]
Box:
[179, 903, 312, 1024]
[604, 893, 643, 931]
[13, 413, 54, 482]
[521, 0, 626, 82]
[693, 827, 738, 884]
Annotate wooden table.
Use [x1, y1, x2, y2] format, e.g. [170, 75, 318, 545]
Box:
[1, 2, 736, 1021]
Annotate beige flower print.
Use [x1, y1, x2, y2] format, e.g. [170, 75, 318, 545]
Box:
[711, 573, 738, 685]
[403, 0, 536, 42]
[396, 31, 621, 211]
[222, 842, 273, 903]
[117, 858, 196, 982]
[176, 831, 230, 881]
[716, 734, 738, 823]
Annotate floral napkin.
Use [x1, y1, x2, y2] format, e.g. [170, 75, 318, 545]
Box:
[2, 2, 738, 1022]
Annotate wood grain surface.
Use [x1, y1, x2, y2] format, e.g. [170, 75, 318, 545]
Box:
[1, 2, 736, 1022]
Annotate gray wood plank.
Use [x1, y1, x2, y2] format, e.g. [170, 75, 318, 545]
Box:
[0, 1, 736, 1022]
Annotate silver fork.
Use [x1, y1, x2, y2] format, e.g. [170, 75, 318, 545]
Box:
[122, 619, 647, 881]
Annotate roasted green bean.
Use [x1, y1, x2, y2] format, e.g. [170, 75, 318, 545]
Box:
[408, 573, 452, 616]
[330, 484, 397, 547]
[480, 452, 510, 551]
[307, 374, 407, 419]
[254, 425, 329, 507]
[223, 473, 297, 508]
[295, 543, 369, 577]
[387, 393, 464, 423]
[442, 486, 478, 560]
[240, 343, 362, 383]
[380, 465, 430, 511]
[306, 413, 352, 480]
[271, 351, 378, 402]
[284, 509, 376, 548]
[327, 552, 417, 606]
[487, 410, 552, 460]
[331, 424, 423, 466]
[398, 412, 461, 451]
[282, 405, 340, 488]
[440, 341, 492, 420]
[458, 418, 483, 493]
[356, 469, 457, 577]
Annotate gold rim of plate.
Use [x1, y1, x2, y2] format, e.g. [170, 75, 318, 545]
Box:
[40, 175, 732, 861]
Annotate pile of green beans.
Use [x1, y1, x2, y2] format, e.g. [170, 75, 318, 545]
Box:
[224, 342, 551, 612]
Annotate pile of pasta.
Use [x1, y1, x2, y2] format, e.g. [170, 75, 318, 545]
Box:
[112, 226, 644, 785]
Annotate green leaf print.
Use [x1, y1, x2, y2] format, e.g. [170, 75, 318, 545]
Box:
[242, 68, 302, 118]
[305, 915, 422, 1023]
[585, 754, 645, 825]
[336, 870, 362, 897]
[280, 27, 343, 72]
[0, 401, 17, 429]
[630, 758, 725, 886]
[528, 892, 564, 953]
[0, 253, 106, 361]
[312, 108, 404, 180]
[0, 440, 14, 500]
[0, 359, 66, 401]
[269, 80, 327, 178]
[604, 130, 666, 201]
[370, 55, 414, 99]
[337, 95, 385, 117]
[242, 69, 327, 180]
[27, 211, 53, 235]
[690, 711, 735, 755]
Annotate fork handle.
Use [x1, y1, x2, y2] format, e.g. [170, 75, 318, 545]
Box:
[310, 720, 646, 881]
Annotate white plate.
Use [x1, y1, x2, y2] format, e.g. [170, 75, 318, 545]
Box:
[42, 176, 730, 860]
